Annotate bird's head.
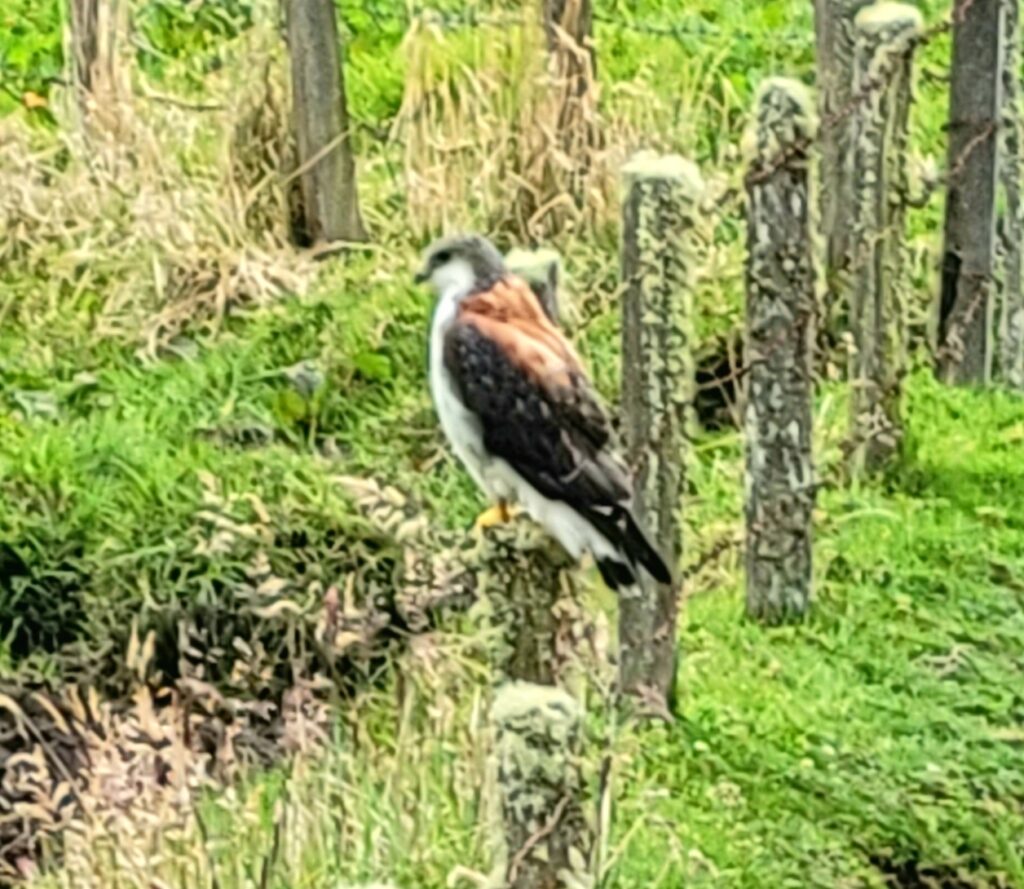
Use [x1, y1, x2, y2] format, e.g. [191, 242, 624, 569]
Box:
[414, 234, 506, 295]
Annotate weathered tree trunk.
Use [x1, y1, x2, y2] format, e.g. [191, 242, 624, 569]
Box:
[68, 0, 99, 97]
[543, 0, 595, 78]
[937, 0, 1004, 385]
[814, 0, 874, 340]
[67, 0, 129, 124]
[541, 0, 598, 210]
[506, 247, 563, 326]
[284, 0, 368, 246]
[619, 152, 702, 712]
[996, 0, 1024, 388]
[846, 3, 921, 475]
[491, 682, 592, 889]
[744, 79, 818, 624]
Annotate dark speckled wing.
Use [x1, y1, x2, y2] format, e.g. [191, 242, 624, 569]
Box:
[442, 317, 630, 508]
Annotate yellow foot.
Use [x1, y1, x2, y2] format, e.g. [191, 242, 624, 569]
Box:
[472, 501, 519, 531]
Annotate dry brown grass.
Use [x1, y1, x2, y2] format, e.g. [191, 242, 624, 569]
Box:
[0, 20, 312, 358]
[391, 7, 615, 244]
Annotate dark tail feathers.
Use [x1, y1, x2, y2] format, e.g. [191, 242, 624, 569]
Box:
[588, 505, 672, 591]
[621, 508, 672, 585]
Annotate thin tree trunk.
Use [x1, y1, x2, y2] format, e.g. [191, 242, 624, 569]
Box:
[814, 0, 873, 343]
[996, 0, 1024, 387]
[542, 0, 595, 84]
[744, 79, 817, 624]
[67, 0, 128, 124]
[619, 152, 702, 714]
[68, 0, 99, 97]
[284, 0, 368, 246]
[540, 0, 599, 212]
[937, 0, 1004, 385]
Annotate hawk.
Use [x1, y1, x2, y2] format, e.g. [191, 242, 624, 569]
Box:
[415, 234, 672, 592]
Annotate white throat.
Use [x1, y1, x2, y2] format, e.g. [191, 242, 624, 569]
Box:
[430, 257, 476, 300]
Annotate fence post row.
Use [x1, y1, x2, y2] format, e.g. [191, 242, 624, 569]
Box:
[619, 152, 703, 710]
[996, 0, 1024, 388]
[937, 0, 1004, 384]
[491, 682, 592, 889]
[743, 78, 818, 624]
[846, 2, 921, 475]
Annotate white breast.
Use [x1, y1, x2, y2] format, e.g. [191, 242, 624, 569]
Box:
[429, 289, 493, 496]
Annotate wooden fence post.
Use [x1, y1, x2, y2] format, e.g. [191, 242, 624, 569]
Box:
[936, 0, 1004, 385]
[813, 0, 873, 338]
[846, 3, 921, 475]
[478, 521, 577, 686]
[506, 247, 563, 326]
[619, 152, 702, 711]
[284, 0, 368, 246]
[996, 0, 1024, 388]
[491, 682, 592, 889]
[744, 79, 818, 624]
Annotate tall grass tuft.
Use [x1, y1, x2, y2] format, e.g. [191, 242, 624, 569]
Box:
[392, 7, 612, 243]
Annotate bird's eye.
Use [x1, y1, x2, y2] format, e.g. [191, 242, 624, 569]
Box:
[433, 250, 451, 265]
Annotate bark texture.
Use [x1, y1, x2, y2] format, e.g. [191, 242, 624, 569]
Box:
[506, 247, 563, 326]
[491, 682, 593, 889]
[284, 0, 368, 246]
[996, 0, 1024, 388]
[814, 0, 875, 337]
[67, 0, 129, 123]
[478, 519, 578, 686]
[69, 0, 100, 96]
[744, 79, 818, 624]
[619, 152, 702, 709]
[937, 0, 1004, 384]
[847, 3, 921, 475]
[541, 0, 599, 211]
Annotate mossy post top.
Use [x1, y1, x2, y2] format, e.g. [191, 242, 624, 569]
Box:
[490, 680, 580, 725]
[505, 247, 561, 279]
[622, 151, 704, 197]
[754, 77, 817, 125]
[854, 2, 924, 35]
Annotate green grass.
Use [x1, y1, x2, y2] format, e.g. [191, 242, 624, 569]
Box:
[29, 365, 1024, 887]
[5, 0, 1024, 886]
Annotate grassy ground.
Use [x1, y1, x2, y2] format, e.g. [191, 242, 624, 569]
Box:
[4, 0, 1024, 886]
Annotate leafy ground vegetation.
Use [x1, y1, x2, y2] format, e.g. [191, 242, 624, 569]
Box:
[2, 0, 1023, 887]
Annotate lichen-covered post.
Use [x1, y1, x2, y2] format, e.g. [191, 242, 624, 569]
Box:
[619, 152, 702, 708]
[813, 0, 874, 337]
[744, 79, 818, 624]
[996, 0, 1024, 388]
[937, 0, 1004, 384]
[477, 520, 578, 686]
[506, 247, 563, 326]
[491, 682, 593, 889]
[846, 3, 922, 475]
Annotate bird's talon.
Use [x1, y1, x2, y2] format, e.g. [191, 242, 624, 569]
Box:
[473, 502, 517, 531]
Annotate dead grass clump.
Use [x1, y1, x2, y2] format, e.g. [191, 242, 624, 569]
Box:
[392, 9, 613, 243]
[225, 28, 305, 244]
[0, 25, 313, 357]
